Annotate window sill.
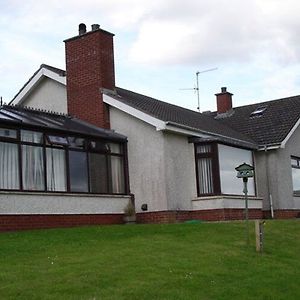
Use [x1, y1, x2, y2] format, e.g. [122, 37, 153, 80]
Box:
[193, 194, 263, 201]
[0, 190, 130, 198]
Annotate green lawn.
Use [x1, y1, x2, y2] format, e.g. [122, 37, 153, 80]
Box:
[0, 220, 299, 300]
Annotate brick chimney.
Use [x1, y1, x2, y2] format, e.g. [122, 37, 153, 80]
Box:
[215, 87, 233, 114]
[64, 23, 115, 128]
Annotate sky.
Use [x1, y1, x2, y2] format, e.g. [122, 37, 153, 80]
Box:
[1, 0, 300, 112]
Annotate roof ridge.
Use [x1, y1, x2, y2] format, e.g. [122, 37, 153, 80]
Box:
[2, 103, 70, 118]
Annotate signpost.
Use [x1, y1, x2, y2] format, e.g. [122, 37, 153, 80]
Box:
[235, 163, 254, 246]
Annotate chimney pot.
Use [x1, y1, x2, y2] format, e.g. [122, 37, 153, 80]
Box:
[221, 87, 227, 93]
[91, 24, 100, 31]
[78, 23, 86, 35]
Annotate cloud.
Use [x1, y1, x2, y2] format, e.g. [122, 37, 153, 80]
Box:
[1, 0, 300, 105]
[129, 0, 300, 66]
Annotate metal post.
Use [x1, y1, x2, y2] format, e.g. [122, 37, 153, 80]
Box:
[196, 72, 200, 112]
[243, 177, 249, 246]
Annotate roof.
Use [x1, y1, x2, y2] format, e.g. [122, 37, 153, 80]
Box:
[10, 64, 300, 149]
[110, 87, 257, 148]
[10, 64, 66, 106]
[207, 95, 300, 147]
[0, 105, 126, 142]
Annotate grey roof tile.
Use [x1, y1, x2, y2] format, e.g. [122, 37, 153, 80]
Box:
[208, 95, 300, 146]
[114, 87, 257, 148]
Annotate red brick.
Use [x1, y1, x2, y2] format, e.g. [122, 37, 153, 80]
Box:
[0, 214, 123, 232]
[65, 29, 114, 129]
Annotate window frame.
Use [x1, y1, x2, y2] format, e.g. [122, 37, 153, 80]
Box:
[194, 142, 256, 197]
[291, 156, 300, 195]
[0, 124, 129, 195]
[194, 142, 221, 196]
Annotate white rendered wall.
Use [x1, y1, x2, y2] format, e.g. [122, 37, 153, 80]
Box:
[192, 195, 262, 210]
[0, 192, 130, 214]
[254, 124, 300, 211]
[109, 107, 168, 212]
[163, 132, 197, 210]
[19, 77, 67, 114]
[275, 125, 300, 209]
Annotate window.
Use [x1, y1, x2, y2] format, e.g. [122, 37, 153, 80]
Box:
[291, 157, 300, 193]
[218, 144, 255, 195]
[46, 148, 67, 191]
[89, 153, 108, 193]
[250, 106, 267, 117]
[0, 127, 128, 194]
[0, 128, 17, 139]
[195, 144, 220, 195]
[22, 145, 44, 190]
[0, 142, 19, 189]
[195, 143, 255, 196]
[69, 151, 89, 192]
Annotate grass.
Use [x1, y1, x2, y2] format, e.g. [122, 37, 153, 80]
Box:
[0, 220, 299, 300]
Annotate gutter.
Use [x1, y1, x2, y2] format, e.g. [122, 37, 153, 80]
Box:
[165, 121, 258, 150]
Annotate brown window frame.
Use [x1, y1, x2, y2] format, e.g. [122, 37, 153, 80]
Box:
[0, 125, 129, 195]
[194, 142, 221, 196]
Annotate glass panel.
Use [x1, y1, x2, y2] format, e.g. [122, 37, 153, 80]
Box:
[21, 130, 43, 144]
[218, 144, 255, 195]
[89, 153, 108, 193]
[291, 158, 299, 167]
[197, 157, 214, 194]
[69, 151, 88, 192]
[292, 167, 300, 192]
[47, 135, 69, 146]
[68, 137, 85, 149]
[0, 142, 19, 189]
[196, 144, 211, 154]
[22, 145, 44, 190]
[46, 148, 67, 191]
[90, 140, 109, 152]
[110, 156, 125, 193]
[109, 143, 122, 154]
[0, 128, 17, 139]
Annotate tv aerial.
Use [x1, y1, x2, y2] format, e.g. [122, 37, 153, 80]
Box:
[180, 67, 218, 112]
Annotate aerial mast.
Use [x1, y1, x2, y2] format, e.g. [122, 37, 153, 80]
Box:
[195, 68, 217, 112]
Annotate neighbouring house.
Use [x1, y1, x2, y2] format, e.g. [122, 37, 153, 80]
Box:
[2, 23, 300, 230]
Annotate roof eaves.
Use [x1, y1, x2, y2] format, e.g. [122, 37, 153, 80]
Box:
[280, 116, 300, 148]
[166, 121, 258, 150]
[103, 93, 167, 131]
[10, 65, 66, 106]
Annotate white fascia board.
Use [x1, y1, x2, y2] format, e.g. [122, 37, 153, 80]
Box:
[258, 144, 281, 151]
[103, 94, 167, 130]
[280, 117, 300, 148]
[11, 68, 66, 105]
[43, 69, 66, 85]
[164, 124, 210, 138]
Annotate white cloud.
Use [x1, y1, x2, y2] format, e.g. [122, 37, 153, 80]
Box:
[129, 0, 300, 66]
[1, 0, 300, 106]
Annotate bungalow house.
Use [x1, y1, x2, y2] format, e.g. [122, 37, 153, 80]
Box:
[1, 23, 300, 230]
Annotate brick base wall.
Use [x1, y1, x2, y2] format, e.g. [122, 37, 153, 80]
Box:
[2, 209, 300, 231]
[136, 208, 264, 224]
[0, 214, 123, 232]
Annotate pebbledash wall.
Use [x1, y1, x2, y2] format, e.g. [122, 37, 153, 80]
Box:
[255, 123, 300, 218]
[19, 76, 67, 113]
[109, 105, 264, 223]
